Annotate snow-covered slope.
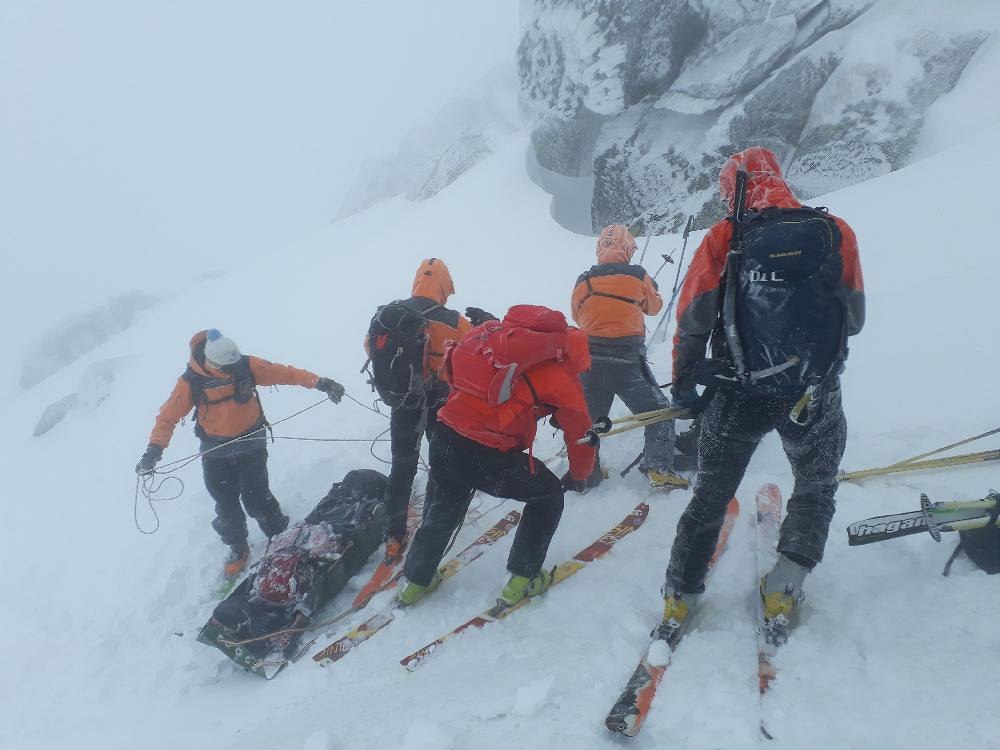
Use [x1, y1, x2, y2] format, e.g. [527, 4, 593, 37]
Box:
[2, 126, 999, 750]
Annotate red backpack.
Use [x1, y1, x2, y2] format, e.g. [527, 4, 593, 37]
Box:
[442, 305, 571, 406]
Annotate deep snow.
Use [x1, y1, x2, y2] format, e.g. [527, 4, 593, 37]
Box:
[3, 126, 1000, 749]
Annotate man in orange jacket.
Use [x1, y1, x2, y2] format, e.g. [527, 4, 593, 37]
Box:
[571, 224, 688, 491]
[368, 259, 475, 561]
[662, 146, 864, 638]
[136, 329, 345, 575]
[398, 305, 595, 607]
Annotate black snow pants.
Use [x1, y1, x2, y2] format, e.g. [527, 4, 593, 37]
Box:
[581, 340, 675, 474]
[664, 382, 847, 594]
[403, 423, 565, 586]
[384, 396, 443, 543]
[202, 448, 289, 547]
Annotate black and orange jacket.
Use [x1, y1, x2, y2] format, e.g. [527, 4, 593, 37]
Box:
[404, 258, 472, 376]
[149, 330, 319, 450]
[672, 147, 865, 389]
[571, 225, 663, 344]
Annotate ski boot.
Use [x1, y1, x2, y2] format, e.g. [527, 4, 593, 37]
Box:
[383, 534, 407, 564]
[760, 555, 809, 645]
[499, 569, 553, 607]
[655, 591, 698, 645]
[645, 467, 690, 492]
[224, 544, 250, 578]
[397, 571, 442, 607]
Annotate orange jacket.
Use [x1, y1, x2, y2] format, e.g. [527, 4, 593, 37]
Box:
[149, 331, 320, 449]
[673, 147, 865, 387]
[572, 225, 663, 340]
[409, 258, 473, 374]
[438, 307, 596, 481]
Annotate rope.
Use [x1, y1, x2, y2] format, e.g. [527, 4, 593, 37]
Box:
[135, 391, 395, 534]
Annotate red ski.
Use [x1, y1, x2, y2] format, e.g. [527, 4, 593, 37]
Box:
[755, 483, 783, 739]
[312, 509, 520, 666]
[604, 497, 740, 736]
[399, 502, 650, 672]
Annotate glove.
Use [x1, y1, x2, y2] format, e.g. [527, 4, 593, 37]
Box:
[671, 387, 700, 414]
[465, 307, 498, 327]
[316, 377, 345, 404]
[135, 443, 163, 476]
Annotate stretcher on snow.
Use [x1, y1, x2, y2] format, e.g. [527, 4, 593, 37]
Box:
[197, 469, 387, 678]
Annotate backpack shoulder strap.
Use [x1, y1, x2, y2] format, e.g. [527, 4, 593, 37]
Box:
[182, 366, 204, 405]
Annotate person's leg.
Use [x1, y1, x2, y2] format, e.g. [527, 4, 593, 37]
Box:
[664, 389, 770, 594]
[237, 448, 288, 538]
[614, 357, 674, 473]
[384, 405, 424, 541]
[774, 384, 847, 570]
[470, 448, 565, 579]
[402, 427, 475, 587]
[580, 363, 616, 479]
[203, 455, 249, 548]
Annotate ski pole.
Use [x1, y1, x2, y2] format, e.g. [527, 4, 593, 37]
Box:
[839, 449, 1000, 483]
[891, 426, 1000, 466]
[580, 407, 690, 444]
[592, 405, 687, 430]
[636, 220, 653, 267]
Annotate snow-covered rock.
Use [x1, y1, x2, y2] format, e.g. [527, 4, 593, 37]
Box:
[520, 0, 996, 232]
[20, 293, 157, 389]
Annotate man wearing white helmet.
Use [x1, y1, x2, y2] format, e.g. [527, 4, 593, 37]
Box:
[136, 329, 345, 576]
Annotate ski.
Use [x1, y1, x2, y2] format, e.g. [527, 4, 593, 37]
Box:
[399, 502, 650, 672]
[604, 497, 740, 737]
[755, 483, 783, 740]
[312, 509, 521, 666]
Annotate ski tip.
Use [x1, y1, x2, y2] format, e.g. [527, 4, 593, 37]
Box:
[604, 715, 638, 737]
[760, 720, 775, 741]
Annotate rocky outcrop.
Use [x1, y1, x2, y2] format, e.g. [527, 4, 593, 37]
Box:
[520, 0, 989, 233]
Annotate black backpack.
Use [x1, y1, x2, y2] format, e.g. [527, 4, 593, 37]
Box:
[726, 206, 848, 397]
[365, 301, 434, 409]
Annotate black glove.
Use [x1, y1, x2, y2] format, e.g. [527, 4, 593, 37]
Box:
[135, 443, 163, 476]
[465, 307, 498, 327]
[316, 377, 345, 404]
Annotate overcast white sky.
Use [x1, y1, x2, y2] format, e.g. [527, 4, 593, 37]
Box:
[0, 1, 518, 350]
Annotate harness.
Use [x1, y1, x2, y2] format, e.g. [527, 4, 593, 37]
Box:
[576, 274, 640, 312]
[182, 356, 271, 441]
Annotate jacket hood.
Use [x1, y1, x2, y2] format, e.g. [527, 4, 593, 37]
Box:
[411, 258, 455, 304]
[719, 146, 800, 213]
[595, 224, 637, 264]
[187, 330, 217, 376]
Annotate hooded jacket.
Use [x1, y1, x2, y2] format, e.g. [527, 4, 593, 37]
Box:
[148, 330, 320, 452]
[672, 147, 865, 390]
[438, 305, 596, 481]
[403, 258, 473, 376]
[571, 224, 663, 343]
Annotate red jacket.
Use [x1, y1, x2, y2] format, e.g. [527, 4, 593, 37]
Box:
[673, 147, 865, 388]
[437, 306, 596, 481]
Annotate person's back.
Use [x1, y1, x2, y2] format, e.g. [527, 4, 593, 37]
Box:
[570, 225, 686, 490]
[663, 145, 865, 646]
[400, 305, 596, 608]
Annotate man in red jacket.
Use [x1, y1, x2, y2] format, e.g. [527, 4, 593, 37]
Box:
[662, 147, 864, 638]
[399, 305, 596, 607]
[136, 329, 345, 576]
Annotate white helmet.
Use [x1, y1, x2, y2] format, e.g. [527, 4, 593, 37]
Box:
[204, 329, 242, 368]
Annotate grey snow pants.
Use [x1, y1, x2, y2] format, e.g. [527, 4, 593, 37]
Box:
[664, 382, 847, 594]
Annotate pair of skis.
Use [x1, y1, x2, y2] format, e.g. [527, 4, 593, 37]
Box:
[604, 484, 784, 739]
[311, 502, 651, 669]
